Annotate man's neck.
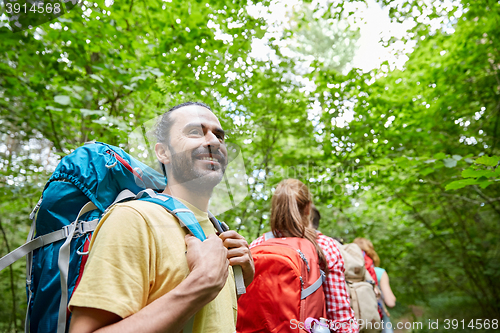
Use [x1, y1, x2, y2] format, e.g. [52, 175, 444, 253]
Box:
[162, 184, 211, 212]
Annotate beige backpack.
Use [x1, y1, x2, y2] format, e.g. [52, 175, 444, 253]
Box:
[335, 241, 382, 333]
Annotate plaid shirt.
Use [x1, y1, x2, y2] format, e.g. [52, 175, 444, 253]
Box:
[250, 232, 359, 333]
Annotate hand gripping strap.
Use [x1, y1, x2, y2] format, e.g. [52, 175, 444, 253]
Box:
[138, 192, 246, 295]
[209, 209, 246, 295]
[208, 212, 246, 295]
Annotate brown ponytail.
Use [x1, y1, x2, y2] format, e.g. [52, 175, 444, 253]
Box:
[353, 237, 380, 267]
[270, 179, 328, 272]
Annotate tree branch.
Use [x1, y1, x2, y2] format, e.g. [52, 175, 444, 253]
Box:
[47, 111, 63, 153]
[473, 185, 500, 217]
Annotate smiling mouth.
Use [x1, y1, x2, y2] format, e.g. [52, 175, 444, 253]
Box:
[196, 154, 225, 170]
[199, 156, 220, 162]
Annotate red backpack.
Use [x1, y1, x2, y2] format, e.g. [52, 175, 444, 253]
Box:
[237, 232, 326, 333]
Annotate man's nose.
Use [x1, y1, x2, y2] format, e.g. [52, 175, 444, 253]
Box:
[204, 131, 221, 148]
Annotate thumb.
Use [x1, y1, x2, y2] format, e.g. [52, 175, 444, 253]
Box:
[184, 234, 199, 246]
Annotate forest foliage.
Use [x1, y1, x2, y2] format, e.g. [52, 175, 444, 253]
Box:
[1, 0, 500, 331]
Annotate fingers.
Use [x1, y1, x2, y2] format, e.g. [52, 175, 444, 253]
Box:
[219, 230, 248, 249]
[184, 234, 228, 273]
[184, 234, 201, 247]
[185, 231, 254, 288]
[223, 238, 248, 250]
[218, 231, 251, 262]
[219, 231, 255, 287]
[228, 257, 247, 266]
[185, 233, 225, 248]
[183, 234, 230, 297]
[219, 230, 245, 242]
[227, 247, 249, 265]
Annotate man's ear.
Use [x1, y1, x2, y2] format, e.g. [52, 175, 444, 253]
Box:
[155, 142, 170, 166]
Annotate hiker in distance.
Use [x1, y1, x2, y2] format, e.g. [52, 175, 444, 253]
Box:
[69, 102, 255, 333]
[309, 205, 358, 333]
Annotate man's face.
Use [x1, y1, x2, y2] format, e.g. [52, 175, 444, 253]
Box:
[163, 105, 228, 191]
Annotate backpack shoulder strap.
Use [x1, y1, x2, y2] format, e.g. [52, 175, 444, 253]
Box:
[138, 192, 207, 241]
[264, 231, 275, 241]
[301, 270, 326, 299]
[208, 211, 229, 233]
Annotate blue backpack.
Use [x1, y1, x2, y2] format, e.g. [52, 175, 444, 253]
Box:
[0, 141, 244, 333]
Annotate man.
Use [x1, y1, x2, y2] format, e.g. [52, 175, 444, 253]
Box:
[310, 205, 359, 333]
[69, 102, 254, 333]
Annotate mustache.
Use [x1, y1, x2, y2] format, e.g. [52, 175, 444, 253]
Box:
[191, 146, 227, 165]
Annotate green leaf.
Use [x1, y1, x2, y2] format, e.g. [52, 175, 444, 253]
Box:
[452, 155, 462, 161]
[475, 155, 500, 167]
[433, 152, 446, 159]
[377, 158, 392, 165]
[80, 109, 106, 117]
[131, 74, 149, 82]
[46, 106, 63, 111]
[420, 167, 434, 176]
[395, 157, 410, 167]
[71, 92, 82, 100]
[478, 181, 491, 189]
[445, 179, 478, 191]
[461, 169, 497, 179]
[149, 68, 164, 77]
[90, 74, 104, 83]
[54, 95, 71, 105]
[443, 158, 457, 168]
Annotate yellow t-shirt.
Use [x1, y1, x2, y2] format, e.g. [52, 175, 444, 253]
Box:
[69, 199, 237, 333]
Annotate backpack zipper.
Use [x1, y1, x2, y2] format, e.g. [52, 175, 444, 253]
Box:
[106, 150, 143, 181]
[296, 249, 310, 272]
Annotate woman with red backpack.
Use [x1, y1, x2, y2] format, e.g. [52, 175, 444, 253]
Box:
[237, 179, 358, 333]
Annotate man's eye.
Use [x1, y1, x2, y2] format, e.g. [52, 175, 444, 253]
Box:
[189, 129, 202, 135]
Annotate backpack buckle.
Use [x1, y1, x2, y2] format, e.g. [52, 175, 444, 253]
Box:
[63, 222, 84, 238]
[75, 222, 85, 235]
[63, 220, 98, 238]
[63, 224, 75, 238]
